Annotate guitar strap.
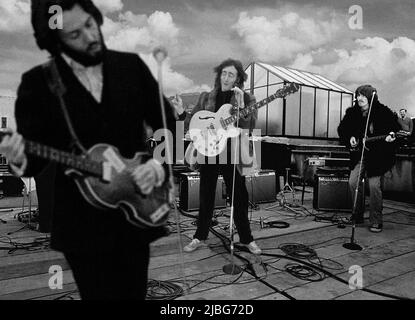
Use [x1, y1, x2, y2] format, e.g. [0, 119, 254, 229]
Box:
[41, 58, 87, 154]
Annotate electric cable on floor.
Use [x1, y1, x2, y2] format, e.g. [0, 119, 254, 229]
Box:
[261, 250, 410, 300]
[146, 279, 184, 300]
[209, 226, 297, 300]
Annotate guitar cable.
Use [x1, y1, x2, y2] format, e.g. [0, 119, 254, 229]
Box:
[153, 47, 190, 294]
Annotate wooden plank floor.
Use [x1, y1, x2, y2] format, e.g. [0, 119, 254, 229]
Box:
[1, 190, 414, 300]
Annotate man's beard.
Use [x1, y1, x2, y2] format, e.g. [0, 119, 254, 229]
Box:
[59, 31, 106, 67]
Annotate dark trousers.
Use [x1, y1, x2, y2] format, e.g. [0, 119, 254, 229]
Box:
[64, 242, 150, 300]
[349, 161, 384, 224]
[194, 164, 254, 244]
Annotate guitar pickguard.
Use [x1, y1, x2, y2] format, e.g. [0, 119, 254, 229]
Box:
[77, 144, 170, 228]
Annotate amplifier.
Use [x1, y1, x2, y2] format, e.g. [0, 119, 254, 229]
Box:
[245, 170, 276, 204]
[0, 174, 24, 197]
[179, 172, 226, 211]
[313, 173, 364, 211]
[308, 157, 350, 167]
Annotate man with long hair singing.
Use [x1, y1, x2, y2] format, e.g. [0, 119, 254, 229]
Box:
[174, 59, 261, 254]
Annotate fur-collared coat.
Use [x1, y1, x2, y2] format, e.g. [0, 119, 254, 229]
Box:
[338, 102, 400, 177]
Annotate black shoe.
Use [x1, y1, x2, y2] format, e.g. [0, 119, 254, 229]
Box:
[369, 223, 383, 233]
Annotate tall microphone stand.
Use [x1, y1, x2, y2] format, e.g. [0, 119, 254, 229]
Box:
[223, 91, 243, 275]
[153, 47, 190, 292]
[343, 92, 376, 251]
[8, 178, 37, 235]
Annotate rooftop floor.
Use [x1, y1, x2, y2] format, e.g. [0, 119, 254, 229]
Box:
[1, 189, 414, 300]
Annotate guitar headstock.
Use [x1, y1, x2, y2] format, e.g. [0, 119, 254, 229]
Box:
[396, 130, 410, 138]
[275, 82, 300, 99]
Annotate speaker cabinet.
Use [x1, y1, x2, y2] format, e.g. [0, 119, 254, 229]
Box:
[0, 174, 24, 197]
[179, 172, 226, 211]
[245, 170, 276, 204]
[313, 173, 364, 211]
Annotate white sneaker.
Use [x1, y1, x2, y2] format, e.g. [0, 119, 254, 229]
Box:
[242, 241, 262, 255]
[184, 238, 203, 252]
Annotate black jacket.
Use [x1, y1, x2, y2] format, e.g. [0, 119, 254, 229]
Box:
[337, 101, 400, 177]
[15, 50, 176, 253]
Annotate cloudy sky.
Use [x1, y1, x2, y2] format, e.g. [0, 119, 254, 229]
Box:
[1, 0, 415, 115]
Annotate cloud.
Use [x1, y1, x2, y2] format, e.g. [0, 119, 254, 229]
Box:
[0, 47, 45, 95]
[290, 36, 415, 114]
[0, 0, 123, 33]
[139, 53, 210, 96]
[0, 0, 31, 32]
[0, 88, 16, 97]
[103, 10, 208, 94]
[104, 11, 179, 53]
[0, 1, 208, 96]
[232, 9, 341, 63]
[94, 0, 123, 13]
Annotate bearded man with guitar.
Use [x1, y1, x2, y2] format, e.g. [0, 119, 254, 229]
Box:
[172, 59, 262, 254]
[0, 0, 179, 300]
[172, 57, 298, 254]
[338, 85, 401, 233]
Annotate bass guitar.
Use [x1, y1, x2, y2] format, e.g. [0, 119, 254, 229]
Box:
[188, 82, 300, 157]
[0, 130, 170, 228]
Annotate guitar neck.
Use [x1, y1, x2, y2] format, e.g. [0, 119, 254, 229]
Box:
[365, 135, 388, 143]
[0, 132, 102, 177]
[222, 91, 282, 126]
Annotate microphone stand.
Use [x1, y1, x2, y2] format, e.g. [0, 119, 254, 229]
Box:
[153, 47, 190, 292]
[223, 91, 243, 275]
[8, 178, 38, 235]
[343, 92, 376, 251]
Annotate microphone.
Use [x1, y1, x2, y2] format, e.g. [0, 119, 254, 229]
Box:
[152, 46, 168, 64]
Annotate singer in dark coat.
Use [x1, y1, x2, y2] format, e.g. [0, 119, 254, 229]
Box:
[10, 0, 178, 299]
[338, 85, 400, 232]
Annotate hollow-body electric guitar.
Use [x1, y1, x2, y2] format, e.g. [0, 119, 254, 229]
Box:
[0, 131, 170, 228]
[188, 82, 300, 157]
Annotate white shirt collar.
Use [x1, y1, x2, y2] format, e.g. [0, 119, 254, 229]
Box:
[60, 53, 103, 103]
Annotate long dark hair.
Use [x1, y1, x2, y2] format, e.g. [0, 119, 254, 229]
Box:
[31, 0, 103, 55]
[354, 84, 378, 107]
[213, 58, 248, 90]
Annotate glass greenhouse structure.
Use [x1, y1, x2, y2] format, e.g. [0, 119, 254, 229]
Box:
[244, 62, 353, 140]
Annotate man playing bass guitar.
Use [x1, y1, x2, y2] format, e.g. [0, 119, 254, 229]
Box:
[0, 0, 178, 300]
